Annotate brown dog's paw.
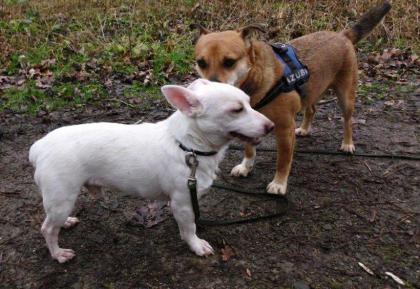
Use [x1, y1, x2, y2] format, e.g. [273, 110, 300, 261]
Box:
[340, 142, 355, 154]
[230, 163, 252, 177]
[295, 127, 311, 136]
[266, 180, 287, 195]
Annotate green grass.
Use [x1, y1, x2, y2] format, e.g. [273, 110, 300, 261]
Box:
[358, 80, 417, 105]
[0, 0, 418, 114]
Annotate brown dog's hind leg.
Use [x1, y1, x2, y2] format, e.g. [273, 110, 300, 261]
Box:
[267, 123, 295, 195]
[295, 104, 316, 136]
[334, 71, 357, 153]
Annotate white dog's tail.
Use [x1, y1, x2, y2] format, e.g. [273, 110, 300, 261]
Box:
[29, 139, 43, 167]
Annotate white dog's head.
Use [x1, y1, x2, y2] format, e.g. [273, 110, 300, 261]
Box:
[161, 79, 274, 147]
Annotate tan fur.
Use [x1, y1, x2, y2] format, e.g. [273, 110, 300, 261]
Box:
[194, 3, 390, 194]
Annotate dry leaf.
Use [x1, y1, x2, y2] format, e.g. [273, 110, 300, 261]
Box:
[133, 200, 170, 228]
[221, 244, 235, 261]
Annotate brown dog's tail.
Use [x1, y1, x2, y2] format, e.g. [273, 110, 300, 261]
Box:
[343, 2, 391, 44]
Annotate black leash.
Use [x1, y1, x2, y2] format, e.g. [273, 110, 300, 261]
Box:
[229, 145, 420, 161]
[180, 135, 419, 228]
[184, 148, 290, 227]
[183, 144, 419, 229]
[201, 182, 289, 226]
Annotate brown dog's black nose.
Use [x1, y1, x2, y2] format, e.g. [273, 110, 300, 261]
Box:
[209, 76, 220, 82]
[265, 122, 274, 134]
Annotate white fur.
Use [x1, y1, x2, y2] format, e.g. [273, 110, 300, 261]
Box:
[227, 62, 250, 86]
[340, 142, 356, 153]
[295, 126, 311, 136]
[29, 79, 273, 263]
[230, 147, 256, 177]
[266, 179, 288, 195]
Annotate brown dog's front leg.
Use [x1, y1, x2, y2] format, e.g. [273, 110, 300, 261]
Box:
[267, 123, 295, 195]
[230, 143, 256, 177]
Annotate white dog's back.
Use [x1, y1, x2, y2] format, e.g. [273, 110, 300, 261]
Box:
[30, 122, 174, 197]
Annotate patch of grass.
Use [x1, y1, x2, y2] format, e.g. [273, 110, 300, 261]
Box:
[2, 80, 59, 114]
[1, 80, 108, 114]
[358, 80, 417, 104]
[0, 0, 418, 114]
[358, 81, 391, 104]
[123, 81, 163, 109]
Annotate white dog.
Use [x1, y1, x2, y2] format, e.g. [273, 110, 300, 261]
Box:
[29, 79, 274, 263]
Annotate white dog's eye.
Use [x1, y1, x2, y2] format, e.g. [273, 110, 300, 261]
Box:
[230, 106, 244, 114]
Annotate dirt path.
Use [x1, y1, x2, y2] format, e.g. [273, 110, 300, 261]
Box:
[0, 88, 419, 289]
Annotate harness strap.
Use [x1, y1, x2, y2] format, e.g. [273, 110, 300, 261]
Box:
[252, 78, 288, 110]
[252, 43, 310, 111]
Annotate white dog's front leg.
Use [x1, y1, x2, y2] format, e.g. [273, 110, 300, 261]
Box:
[170, 193, 214, 256]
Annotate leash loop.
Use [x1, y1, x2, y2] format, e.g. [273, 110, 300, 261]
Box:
[185, 152, 201, 222]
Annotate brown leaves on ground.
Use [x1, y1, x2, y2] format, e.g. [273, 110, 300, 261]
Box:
[0, 58, 57, 91]
[362, 48, 419, 83]
[132, 200, 170, 228]
[221, 244, 236, 262]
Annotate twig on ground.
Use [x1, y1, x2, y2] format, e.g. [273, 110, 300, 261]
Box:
[363, 160, 373, 174]
[319, 98, 336, 105]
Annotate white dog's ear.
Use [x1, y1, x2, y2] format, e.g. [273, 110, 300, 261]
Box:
[187, 78, 210, 91]
[161, 85, 203, 117]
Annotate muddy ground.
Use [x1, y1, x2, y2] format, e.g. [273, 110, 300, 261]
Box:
[0, 85, 419, 289]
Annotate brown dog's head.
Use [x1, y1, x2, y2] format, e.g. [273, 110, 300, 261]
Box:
[194, 24, 265, 87]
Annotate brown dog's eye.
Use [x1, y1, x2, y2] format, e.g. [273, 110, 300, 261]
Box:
[231, 106, 244, 114]
[223, 58, 236, 68]
[196, 58, 207, 69]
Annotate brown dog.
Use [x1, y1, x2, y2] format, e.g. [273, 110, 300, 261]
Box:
[194, 2, 391, 195]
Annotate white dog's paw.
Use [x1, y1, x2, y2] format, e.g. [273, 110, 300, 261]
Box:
[266, 180, 287, 195]
[53, 248, 75, 263]
[295, 127, 310, 136]
[340, 142, 355, 154]
[63, 217, 79, 229]
[190, 237, 214, 256]
[231, 163, 252, 177]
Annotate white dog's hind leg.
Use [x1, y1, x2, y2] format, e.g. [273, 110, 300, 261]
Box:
[170, 193, 214, 256]
[40, 180, 80, 263]
[62, 217, 80, 229]
[41, 217, 75, 263]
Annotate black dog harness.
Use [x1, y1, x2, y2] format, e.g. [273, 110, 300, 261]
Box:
[253, 43, 310, 110]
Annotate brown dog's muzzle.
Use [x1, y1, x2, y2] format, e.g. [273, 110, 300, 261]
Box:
[208, 76, 221, 82]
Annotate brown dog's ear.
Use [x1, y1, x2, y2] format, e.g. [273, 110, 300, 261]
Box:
[237, 24, 266, 40]
[190, 23, 211, 35]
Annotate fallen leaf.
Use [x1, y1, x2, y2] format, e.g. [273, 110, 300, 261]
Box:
[368, 209, 377, 223]
[35, 74, 54, 89]
[221, 244, 235, 261]
[133, 200, 170, 228]
[245, 268, 252, 277]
